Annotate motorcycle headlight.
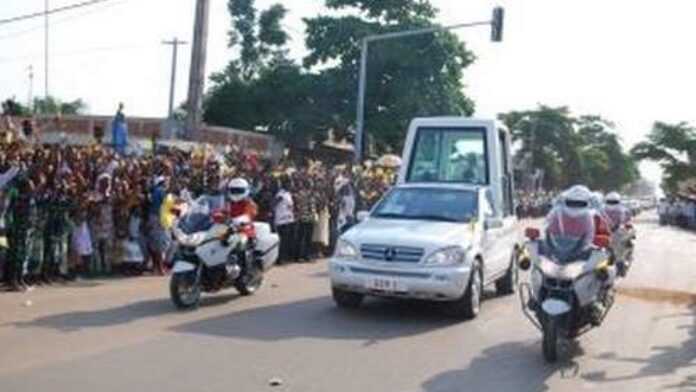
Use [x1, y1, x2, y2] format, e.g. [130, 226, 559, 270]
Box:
[334, 239, 359, 259]
[423, 246, 467, 266]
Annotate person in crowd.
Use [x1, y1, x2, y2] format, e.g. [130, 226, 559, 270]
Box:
[335, 173, 356, 234]
[273, 177, 295, 264]
[91, 173, 114, 275]
[5, 174, 36, 291]
[294, 177, 317, 262]
[147, 176, 169, 276]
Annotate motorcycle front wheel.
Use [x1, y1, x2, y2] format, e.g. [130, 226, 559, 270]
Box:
[170, 272, 201, 309]
[542, 317, 559, 363]
[235, 269, 263, 295]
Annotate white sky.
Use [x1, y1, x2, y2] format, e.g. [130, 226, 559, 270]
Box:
[2, 0, 692, 183]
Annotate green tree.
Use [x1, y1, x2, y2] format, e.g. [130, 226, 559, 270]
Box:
[1, 98, 30, 116]
[32, 96, 86, 115]
[205, 0, 324, 143]
[631, 121, 696, 194]
[500, 106, 638, 191]
[303, 0, 476, 151]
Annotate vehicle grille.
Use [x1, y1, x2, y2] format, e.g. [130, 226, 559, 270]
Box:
[360, 244, 424, 263]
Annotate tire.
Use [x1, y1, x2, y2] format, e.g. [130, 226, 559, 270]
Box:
[495, 251, 518, 296]
[234, 247, 264, 296]
[170, 272, 201, 310]
[542, 317, 559, 363]
[235, 269, 264, 296]
[332, 287, 364, 308]
[442, 261, 482, 319]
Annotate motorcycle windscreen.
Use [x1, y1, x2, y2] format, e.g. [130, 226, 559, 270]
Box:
[177, 196, 223, 235]
[543, 207, 595, 263]
[604, 206, 626, 230]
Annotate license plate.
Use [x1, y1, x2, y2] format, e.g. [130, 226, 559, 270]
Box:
[365, 277, 406, 292]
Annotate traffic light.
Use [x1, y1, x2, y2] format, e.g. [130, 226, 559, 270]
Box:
[491, 6, 504, 42]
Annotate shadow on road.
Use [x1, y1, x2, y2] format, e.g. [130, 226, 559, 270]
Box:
[9, 293, 240, 332]
[172, 295, 458, 342]
[581, 289, 696, 388]
[420, 340, 583, 392]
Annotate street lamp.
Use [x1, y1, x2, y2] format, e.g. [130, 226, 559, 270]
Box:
[354, 7, 505, 163]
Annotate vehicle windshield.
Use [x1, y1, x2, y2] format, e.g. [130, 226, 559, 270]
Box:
[372, 187, 477, 223]
[407, 127, 488, 184]
[542, 206, 595, 263]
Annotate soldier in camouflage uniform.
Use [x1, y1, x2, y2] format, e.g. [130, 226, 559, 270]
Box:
[44, 179, 75, 281]
[5, 174, 36, 291]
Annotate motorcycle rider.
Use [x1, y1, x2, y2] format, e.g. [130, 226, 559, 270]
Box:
[545, 187, 595, 258]
[225, 177, 258, 240]
[224, 177, 259, 283]
[603, 192, 632, 231]
[603, 191, 634, 275]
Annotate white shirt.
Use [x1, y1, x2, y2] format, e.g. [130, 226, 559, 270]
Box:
[274, 189, 295, 226]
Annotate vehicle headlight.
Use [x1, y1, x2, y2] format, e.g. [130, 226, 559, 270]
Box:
[423, 246, 467, 266]
[334, 239, 359, 259]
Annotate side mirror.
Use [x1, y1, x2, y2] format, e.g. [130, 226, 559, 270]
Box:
[593, 234, 610, 249]
[356, 211, 370, 222]
[525, 227, 540, 240]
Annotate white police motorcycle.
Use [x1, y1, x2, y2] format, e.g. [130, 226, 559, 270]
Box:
[518, 204, 617, 362]
[604, 194, 636, 277]
[169, 197, 278, 309]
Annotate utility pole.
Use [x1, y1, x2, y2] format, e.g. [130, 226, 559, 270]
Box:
[27, 65, 34, 110]
[353, 7, 505, 163]
[162, 37, 188, 118]
[185, 0, 210, 140]
[44, 0, 49, 98]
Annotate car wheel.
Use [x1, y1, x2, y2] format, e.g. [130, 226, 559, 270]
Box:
[495, 251, 518, 296]
[442, 261, 482, 319]
[332, 287, 364, 309]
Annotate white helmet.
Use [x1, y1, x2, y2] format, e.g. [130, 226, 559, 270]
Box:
[227, 177, 250, 202]
[559, 185, 592, 217]
[605, 191, 621, 206]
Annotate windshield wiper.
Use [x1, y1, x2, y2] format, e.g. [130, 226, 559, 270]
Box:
[406, 214, 460, 222]
[373, 212, 407, 219]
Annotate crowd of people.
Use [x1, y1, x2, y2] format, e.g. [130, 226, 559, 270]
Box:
[658, 196, 696, 230]
[0, 129, 398, 292]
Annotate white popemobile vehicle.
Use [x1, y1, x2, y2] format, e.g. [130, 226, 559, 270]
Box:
[329, 118, 521, 318]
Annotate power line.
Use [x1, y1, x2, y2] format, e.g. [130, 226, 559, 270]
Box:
[0, 0, 114, 26]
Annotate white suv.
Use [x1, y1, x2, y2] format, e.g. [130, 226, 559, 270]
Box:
[330, 117, 520, 318]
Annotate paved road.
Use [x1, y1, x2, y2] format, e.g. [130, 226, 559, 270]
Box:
[1, 213, 696, 392]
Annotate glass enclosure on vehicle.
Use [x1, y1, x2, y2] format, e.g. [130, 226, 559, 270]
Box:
[406, 127, 489, 185]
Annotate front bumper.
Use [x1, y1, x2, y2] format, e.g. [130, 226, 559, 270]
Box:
[329, 258, 471, 301]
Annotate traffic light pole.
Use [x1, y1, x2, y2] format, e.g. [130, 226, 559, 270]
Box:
[353, 8, 503, 163]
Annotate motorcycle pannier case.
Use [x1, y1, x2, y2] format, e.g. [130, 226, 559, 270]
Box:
[253, 222, 279, 270]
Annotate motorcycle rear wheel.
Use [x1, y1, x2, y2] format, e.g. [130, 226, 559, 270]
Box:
[170, 272, 201, 310]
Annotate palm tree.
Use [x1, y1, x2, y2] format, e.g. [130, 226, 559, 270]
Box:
[631, 121, 696, 194]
